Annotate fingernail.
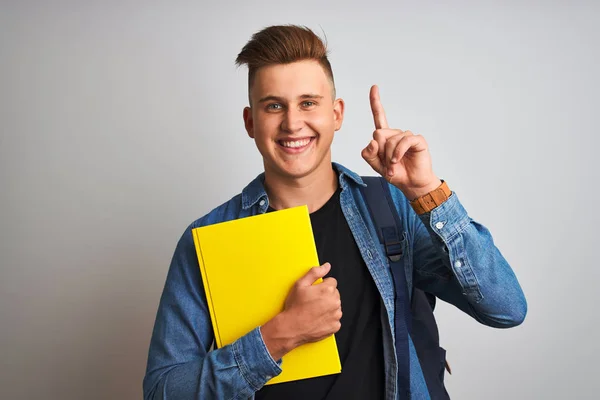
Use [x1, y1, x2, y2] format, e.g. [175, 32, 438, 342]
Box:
[391, 157, 397, 163]
[387, 168, 394, 176]
[367, 142, 374, 152]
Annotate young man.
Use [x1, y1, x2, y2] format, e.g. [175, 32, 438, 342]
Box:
[143, 25, 527, 400]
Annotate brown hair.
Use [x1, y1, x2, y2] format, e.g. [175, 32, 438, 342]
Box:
[235, 25, 336, 101]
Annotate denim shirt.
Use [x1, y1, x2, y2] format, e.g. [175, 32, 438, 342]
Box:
[143, 163, 527, 400]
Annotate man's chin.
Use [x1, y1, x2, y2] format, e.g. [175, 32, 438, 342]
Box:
[266, 159, 333, 182]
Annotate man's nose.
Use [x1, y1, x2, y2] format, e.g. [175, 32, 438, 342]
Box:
[281, 108, 304, 133]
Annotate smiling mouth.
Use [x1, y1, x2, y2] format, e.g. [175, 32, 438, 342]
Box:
[277, 137, 315, 151]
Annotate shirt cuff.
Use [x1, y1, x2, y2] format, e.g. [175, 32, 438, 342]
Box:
[231, 327, 283, 391]
[420, 192, 470, 240]
[420, 192, 484, 300]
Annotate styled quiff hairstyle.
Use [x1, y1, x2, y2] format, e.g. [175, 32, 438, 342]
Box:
[235, 25, 336, 102]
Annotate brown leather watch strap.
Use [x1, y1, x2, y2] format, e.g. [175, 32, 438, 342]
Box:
[410, 180, 451, 215]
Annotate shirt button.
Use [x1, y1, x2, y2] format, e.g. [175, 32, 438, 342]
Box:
[435, 222, 445, 230]
[454, 260, 462, 268]
[366, 250, 373, 259]
[259, 199, 266, 206]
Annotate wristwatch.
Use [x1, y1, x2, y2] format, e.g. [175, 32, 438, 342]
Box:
[410, 180, 451, 215]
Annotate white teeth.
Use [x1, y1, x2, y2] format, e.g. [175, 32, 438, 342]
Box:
[281, 138, 311, 148]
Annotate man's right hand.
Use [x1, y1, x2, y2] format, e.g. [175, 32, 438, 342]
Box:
[260, 263, 342, 360]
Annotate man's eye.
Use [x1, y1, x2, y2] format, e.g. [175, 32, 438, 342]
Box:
[302, 101, 316, 107]
[266, 103, 282, 110]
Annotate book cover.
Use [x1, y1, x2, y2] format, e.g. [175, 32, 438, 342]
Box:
[192, 205, 341, 385]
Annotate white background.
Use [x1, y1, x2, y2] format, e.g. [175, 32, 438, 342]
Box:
[1, 1, 598, 398]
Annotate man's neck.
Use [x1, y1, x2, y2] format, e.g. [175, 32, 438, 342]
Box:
[264, 163, 338, 214]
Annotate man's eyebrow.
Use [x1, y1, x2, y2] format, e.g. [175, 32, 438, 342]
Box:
[257, 94, 324, 103]
[258, 95, 284, 103]
[298, 94, 324, 100]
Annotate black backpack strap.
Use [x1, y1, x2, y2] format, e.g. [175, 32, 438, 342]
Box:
[360, 176, 412, 397]
[360, 176, 450, 400]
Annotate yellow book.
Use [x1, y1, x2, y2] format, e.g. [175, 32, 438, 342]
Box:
[191, 205, 341, 385]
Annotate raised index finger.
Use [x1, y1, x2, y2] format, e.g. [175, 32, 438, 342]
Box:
[370, 85, 389, 129]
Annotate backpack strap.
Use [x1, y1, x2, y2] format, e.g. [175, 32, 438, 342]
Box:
[361, 176, 450, 400]
[360, 176, 412, 397]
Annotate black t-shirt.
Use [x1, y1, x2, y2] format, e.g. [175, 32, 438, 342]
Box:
[256, 187, 385, 400]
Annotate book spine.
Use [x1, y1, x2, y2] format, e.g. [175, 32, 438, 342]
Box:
[192, 228, 223, 348]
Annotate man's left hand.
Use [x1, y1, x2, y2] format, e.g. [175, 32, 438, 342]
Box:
[361, 85, 442, 200]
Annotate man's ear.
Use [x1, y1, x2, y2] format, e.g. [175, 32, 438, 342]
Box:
[333, 98, 345, 131]
[243, 107, 254, 139]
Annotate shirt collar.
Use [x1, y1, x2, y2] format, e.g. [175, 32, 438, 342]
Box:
[240, 162, 366, 210]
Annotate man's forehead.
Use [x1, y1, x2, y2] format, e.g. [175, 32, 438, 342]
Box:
[252, 60, 331, 96]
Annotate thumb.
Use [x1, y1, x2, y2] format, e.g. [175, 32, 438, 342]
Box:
[361, 139, 384, 175]
[298, 263, 331, 287]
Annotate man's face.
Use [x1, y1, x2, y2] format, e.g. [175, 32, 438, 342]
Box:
[243, 60, 344, 181]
